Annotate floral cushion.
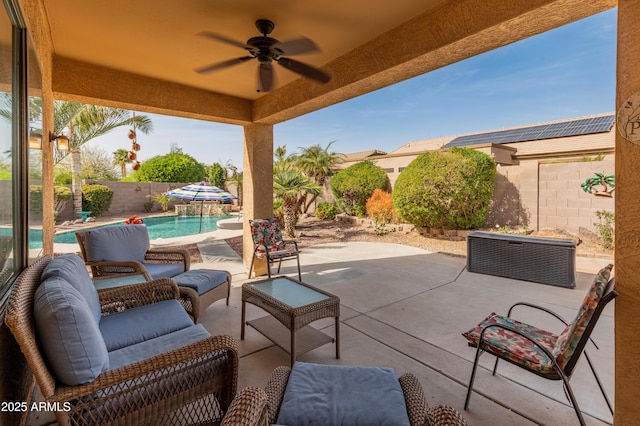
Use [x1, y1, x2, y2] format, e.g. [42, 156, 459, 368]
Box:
[250, 218, 286, 254]
[552, 264, 612, 367]
[462, 313, 559, 374]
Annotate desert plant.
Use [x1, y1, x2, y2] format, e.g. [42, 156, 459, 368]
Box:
[393, 148, 496, 229]
[152, 193, 175, 212]
[366, 189, 396, 235]
[143, 201, 154, 213]
[593, 210, 615, 249]
[315, 201, 337, 220]
[81, 184, 114, 217]
[273, 168, 321, 237]
[330, 160, 388, 217]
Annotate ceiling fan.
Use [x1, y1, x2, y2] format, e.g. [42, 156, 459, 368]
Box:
[194, 19, 331, 92]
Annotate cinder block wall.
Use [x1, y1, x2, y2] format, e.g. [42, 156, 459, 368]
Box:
[486, 159, 615, 234]
[56, 181, 192, 221]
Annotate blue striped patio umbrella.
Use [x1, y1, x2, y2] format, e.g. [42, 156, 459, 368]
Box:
[164, 182, 237, 232]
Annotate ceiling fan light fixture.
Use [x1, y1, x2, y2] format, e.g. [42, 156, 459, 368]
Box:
[195, 18, 331, 92]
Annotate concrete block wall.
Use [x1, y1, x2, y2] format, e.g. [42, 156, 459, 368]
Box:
[538, 159, 615, 233]
[56, 181, 193, 221]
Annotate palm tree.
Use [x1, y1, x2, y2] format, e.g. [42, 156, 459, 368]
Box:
[113, 148, 132, 178]
[53, 102, 152, 216]
[273, 168, 320, 237]
[295, 141, 344, 212]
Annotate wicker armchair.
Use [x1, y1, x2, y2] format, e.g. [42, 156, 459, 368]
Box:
[221, 366, 468, 426]
[75, 225, 190, 280]
[5, 255, 239, 426]
[76, 225, 231, 322]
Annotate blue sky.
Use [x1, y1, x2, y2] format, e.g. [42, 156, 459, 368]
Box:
[86, 9, 617, 172]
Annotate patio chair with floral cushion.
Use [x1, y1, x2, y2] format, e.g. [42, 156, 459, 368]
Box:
[462, 264, 616, 426]
[248, 218, 301, 281]
[221, 363, 468, 426]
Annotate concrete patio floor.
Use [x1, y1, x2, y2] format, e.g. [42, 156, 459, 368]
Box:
[193, 236, 614, 426]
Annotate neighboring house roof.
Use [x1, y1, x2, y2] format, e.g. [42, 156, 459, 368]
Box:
[341, 149, 388, 162]
[389, 136, 453, 155]
[442, 113, 615, 148]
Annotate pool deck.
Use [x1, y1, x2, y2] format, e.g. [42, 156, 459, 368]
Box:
[50, 219, 615, 425]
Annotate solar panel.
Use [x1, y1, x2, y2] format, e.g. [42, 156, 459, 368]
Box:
[443, 115, 614, 148]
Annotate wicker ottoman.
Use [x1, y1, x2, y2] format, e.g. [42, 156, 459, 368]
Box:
[173, 269, 231, 321]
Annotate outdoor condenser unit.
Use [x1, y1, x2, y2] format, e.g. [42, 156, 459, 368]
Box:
[466, 231, 576, 288]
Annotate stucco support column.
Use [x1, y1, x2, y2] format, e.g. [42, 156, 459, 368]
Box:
[41, 91, 55, 255]
[615, 1, 640, 423]
[242, 124, 274, 272]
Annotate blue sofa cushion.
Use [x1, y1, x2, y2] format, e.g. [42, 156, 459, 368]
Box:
[108, 324, 211, 370]
[143, 262, 185, 280]
[83, 225, 150, 264]
[99, 299, 193, 351]
[172, 269, 228, 295]
[34, 277, 109, 386]
[41, 253, 101, 324]
[277, 362, 411, 426]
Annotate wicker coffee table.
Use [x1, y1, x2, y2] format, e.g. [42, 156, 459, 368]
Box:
[241, 276, 340, 366]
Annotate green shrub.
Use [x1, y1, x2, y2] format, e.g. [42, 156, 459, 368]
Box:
[315, 202, 337, 220]
[208, 162, 227, 188]
[594, 210, 615, 249]
[330, 160, 388, 217]
[29, 185, 72, 218]
[134, 152, 205, 182]
[29, 185, 43, 214]
[393, 148, 496, 229]
[82, 184, 114, 217]
[54, 186, 72, 218]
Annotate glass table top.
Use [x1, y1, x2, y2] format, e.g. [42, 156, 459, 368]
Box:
[251, 277, 329, 308]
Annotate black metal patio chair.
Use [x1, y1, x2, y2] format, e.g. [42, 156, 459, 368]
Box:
[462, 264, 616, 425]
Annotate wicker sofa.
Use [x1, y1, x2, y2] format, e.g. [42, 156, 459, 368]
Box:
[4, 254, 239, 426]
[221, 364, 468, 426]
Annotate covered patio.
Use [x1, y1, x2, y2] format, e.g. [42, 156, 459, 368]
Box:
[4, 0, 639, 423]
[195, 237, 614, 425]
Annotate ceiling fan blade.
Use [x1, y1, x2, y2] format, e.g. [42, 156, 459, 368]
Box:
[194, 56, 254, 74]
[273, 37, 320, 56]
[197, 31, 250, 50]
[259, 63, 274, 92]
[277, 57, 331, 84]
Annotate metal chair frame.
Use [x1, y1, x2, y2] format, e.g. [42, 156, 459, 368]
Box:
[464, 279, 617, 426]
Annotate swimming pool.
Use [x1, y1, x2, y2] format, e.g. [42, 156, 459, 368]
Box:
[29, 215, 232, 248]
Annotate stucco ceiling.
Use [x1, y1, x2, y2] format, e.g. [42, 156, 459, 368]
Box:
[39, 0, 616, 125]
[43, 0, 445, 101]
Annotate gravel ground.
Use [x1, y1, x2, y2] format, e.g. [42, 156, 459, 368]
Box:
[224, 216, 614, 260]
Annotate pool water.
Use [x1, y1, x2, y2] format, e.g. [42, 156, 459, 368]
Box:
[28, 215, 231, 248]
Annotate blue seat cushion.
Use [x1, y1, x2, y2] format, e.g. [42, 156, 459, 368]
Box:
[34, 277, 109, 386]
[41, 253, 101, 324]
[108, 324, 211, 370]
[172, 269, 228, 295]
[83, 225, 150, 263]
[99, 299, 193, 351]
[277, 362, 411, 426]
[143, 262, 186, 280]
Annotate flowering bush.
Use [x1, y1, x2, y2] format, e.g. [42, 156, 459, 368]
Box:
[124, 215, 144, 225]
[366, 189, 396, 235]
